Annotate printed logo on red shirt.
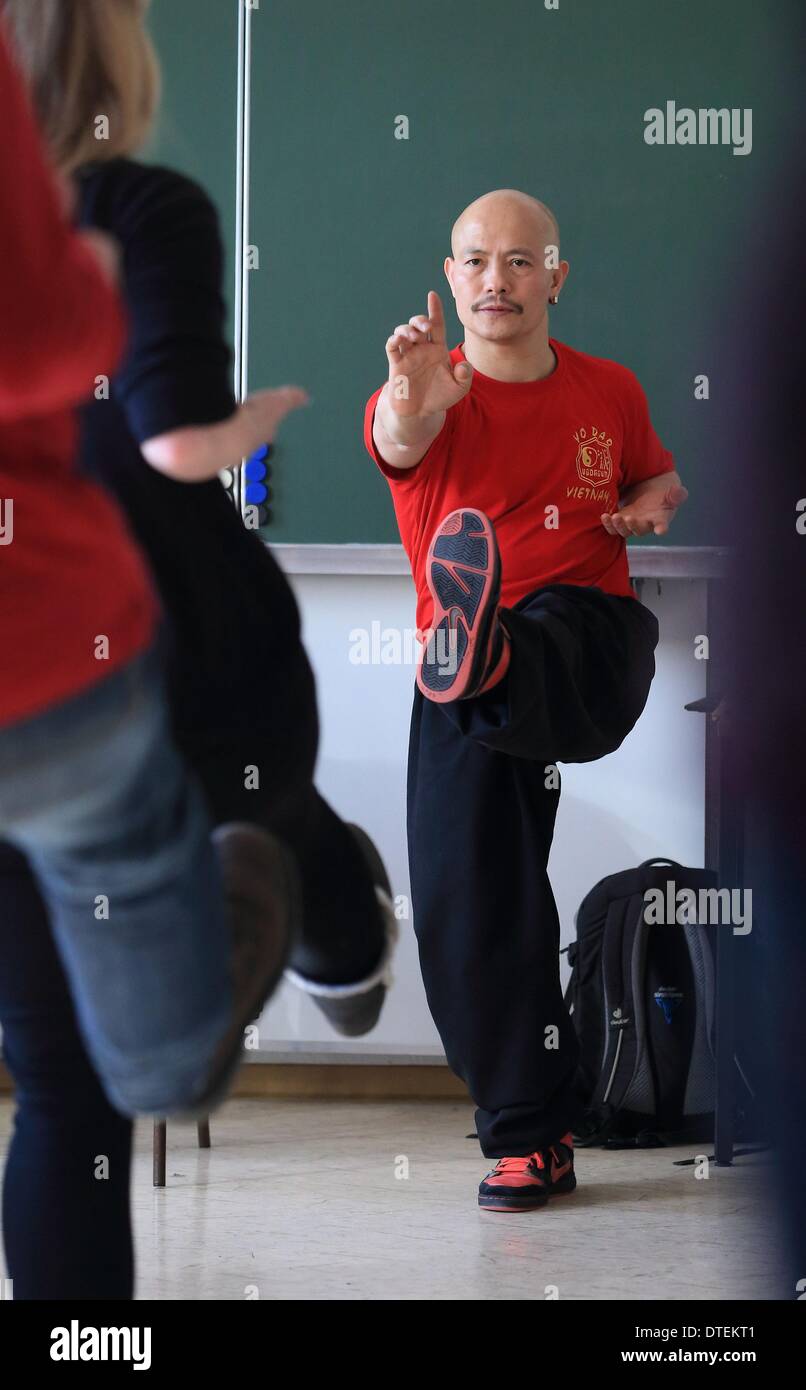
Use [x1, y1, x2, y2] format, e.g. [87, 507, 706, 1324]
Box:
[573, 425, 614, 485]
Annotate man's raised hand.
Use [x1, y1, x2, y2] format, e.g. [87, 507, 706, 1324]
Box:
[385, 291, 473, 419]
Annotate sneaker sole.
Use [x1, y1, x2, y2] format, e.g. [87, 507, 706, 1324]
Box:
[417, 509, 500, 703]
[478, 1171, 577, 1211]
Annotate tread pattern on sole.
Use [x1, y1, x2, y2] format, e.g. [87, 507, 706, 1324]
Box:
[433, 511, 489, 571]
[418, 508, 500, 703]
[431, 563, 486, 627]
[420, 616, 467, 692]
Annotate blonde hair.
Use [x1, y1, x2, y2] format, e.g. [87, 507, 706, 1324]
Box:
[1, 0, 160, 173]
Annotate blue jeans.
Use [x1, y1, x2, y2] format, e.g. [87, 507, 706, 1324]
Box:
[0, 637, 231, 1116]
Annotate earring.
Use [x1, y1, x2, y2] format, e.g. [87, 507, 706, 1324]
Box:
[549, 295, 559, 305]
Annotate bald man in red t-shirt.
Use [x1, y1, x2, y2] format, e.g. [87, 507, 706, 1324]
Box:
[364, 188, 687, 1211]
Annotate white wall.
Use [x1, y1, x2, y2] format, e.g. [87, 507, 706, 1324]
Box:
[256, 574, 707, 1060]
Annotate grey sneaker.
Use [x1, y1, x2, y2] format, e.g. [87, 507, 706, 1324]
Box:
[284, 824, 398, 1037]
[170, 823, 301, 1119]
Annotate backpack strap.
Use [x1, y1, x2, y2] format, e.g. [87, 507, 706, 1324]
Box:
[560, 942, 576, 1011]
[589, 891, 650, 1117]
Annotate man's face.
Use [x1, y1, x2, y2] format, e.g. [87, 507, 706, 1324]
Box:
[444, 204, 564, 344]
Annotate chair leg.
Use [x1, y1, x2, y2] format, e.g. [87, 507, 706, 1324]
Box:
[152, 1118, 209, 1186]
[153, 1120, 167, 1187]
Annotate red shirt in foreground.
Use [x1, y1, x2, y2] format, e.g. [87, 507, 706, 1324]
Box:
[364, 340, 675, 638]
[0, 26, 158, 728]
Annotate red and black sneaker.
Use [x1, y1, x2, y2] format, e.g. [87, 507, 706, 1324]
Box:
[416, 508, 510, 703]
[478, 1132, 577, 1212]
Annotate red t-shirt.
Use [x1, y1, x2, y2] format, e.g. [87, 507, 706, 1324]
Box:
[364, 340, 675, 637]
[0, 26, 158, 728]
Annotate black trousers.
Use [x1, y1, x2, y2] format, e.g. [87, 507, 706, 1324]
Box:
[407, 584, 659, 1158]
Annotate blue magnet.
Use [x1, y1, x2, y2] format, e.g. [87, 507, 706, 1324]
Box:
[244, 457, 267, 483]
[245, 481, 268, 505]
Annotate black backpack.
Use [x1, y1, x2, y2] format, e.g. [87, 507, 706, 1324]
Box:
[562, 858, 756, 1148]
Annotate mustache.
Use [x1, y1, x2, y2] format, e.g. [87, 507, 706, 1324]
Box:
[473, 298, 523, 312]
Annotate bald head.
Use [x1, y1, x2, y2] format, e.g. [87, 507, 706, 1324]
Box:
[450, 189, 560, 258]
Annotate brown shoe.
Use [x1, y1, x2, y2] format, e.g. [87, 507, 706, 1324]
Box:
[170, 823, 301, 1119]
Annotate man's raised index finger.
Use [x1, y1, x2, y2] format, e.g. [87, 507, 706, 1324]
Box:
[427, 290, 446, 344]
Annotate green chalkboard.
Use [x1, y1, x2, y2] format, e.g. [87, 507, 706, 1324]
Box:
[143, 0, 240, 346]
[245, 0, 797, 545]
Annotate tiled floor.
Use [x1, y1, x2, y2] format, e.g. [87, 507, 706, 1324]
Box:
[0, 1097, 782, 1300]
